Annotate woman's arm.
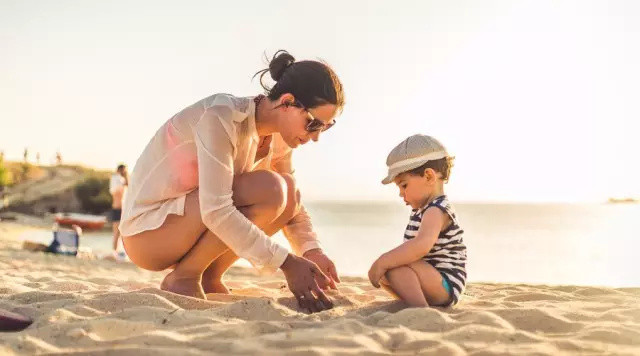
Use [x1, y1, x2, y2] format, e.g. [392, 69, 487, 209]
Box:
[271, 147, 322, 256]
[283, 206, 323, 255]
[271, 144, 339, 287]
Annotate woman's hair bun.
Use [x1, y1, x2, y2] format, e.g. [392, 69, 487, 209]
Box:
[253, 49, 344, 113]
[268, 50, 295, 81]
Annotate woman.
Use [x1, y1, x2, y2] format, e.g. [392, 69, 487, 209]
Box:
[120, 50, 344, 313]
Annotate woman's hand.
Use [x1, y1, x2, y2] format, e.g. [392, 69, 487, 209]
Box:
[368, 257, 388, 288]
[303, 248, 340, 290]
[280, 254, 334, 313]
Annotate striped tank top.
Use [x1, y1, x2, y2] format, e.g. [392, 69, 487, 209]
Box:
[404, 195, 467, 305]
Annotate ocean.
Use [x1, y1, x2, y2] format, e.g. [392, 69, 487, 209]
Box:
[21, 202, 640, 287]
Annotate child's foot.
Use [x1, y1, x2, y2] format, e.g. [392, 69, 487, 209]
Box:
[201, 278, 230, 294]
[160, 271, 206, 299]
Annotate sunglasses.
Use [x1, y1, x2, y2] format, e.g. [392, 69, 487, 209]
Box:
[290, 100, 336, 133]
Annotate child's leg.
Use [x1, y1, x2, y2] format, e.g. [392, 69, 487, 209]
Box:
[202, 173, 301, 294]
[382, 261, 451, 307]
[407, 260, 451, 306]
[379, 275, 400, 299]
[382, 266, 428, 307]
[122, 170, 288, 299]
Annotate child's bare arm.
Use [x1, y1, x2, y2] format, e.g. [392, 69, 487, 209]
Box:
[378, 208, 449, 270]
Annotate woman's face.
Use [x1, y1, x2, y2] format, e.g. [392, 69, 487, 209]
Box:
[276, 95, 338, 149]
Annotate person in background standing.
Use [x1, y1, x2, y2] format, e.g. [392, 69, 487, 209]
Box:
[109, 164, 128, 260]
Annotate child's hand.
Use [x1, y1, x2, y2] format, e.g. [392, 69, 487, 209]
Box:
[368, 258, 387, 288]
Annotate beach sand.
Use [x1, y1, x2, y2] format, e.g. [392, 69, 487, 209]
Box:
[1, 221, 639, 355]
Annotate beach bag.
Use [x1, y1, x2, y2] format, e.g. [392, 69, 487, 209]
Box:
[46, 229, 79, 256]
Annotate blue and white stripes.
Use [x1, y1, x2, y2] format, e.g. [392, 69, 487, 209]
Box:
[404, 195, 467, 306]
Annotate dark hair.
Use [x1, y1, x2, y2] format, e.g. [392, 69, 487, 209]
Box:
[406, 157, 455, 183]
[117, 164, 126, 171]
[254, 50, 345, 112]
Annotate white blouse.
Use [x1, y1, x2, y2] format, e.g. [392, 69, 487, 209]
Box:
[119, 94, 321, 273]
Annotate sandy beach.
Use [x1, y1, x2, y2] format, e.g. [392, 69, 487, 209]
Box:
[1, 221, 639, 355]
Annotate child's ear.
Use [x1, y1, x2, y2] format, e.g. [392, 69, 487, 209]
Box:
[424, 168, 436, 183]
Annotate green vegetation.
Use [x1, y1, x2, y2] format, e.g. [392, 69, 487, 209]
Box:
[0, 161, 44, 187]
[20, 162, 31, 182]
[1, 161, 113, 214]
[74, 174, 112, 214]
[0, 157, 9, 189]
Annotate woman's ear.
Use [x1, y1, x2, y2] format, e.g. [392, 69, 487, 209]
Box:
[277, 93, 295, 108]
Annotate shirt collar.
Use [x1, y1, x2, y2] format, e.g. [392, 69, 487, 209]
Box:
[248, 96, 259, 143]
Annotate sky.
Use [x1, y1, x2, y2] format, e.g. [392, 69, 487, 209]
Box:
[1, 0, 638, 203]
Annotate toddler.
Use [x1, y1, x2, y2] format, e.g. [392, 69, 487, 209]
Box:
[369, 134, 467, 307]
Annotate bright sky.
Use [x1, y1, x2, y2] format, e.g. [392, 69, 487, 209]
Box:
[1, 0, 638, 202]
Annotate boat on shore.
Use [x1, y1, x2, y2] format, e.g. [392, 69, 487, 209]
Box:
[54, 213, 107, 230]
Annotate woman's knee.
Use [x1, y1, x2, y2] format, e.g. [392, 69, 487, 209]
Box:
[279, 173, 301, 217]
[259, 171, 288, 215]
[234, 170, 287, 217]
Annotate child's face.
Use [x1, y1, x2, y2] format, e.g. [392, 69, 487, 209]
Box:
[393, 170, 435, 209]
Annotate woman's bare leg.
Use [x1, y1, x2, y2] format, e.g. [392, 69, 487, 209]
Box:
[122, 170, 289, 299]
[200, 250, 238, 294]
[202, 173, 301, 294]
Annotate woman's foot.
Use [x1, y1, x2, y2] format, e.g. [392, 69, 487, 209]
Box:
[160, 271, 206, 299]
[201, 278, 230, 294]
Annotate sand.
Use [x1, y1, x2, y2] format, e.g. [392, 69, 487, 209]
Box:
[1, 221, 639, 355]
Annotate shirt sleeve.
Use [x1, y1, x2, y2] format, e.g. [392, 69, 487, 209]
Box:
[283, 205, 322, 256]
[193, 107, 289, 274]
[271, 144, 322, 256]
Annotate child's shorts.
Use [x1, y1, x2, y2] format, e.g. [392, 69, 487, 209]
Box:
[440, 272, 453, 296]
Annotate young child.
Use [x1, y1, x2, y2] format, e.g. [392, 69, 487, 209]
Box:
[368, 134, 467, 307]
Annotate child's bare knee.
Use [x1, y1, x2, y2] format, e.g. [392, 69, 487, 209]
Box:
[379, 275, 391, 286]
[385, 266, 411, 282]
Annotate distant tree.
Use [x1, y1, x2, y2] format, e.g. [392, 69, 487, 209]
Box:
[0, 156, 8, 191]
[74, 175, 112, 214]
[23, 148, 28, 163]
[20, 162, 31, 182]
